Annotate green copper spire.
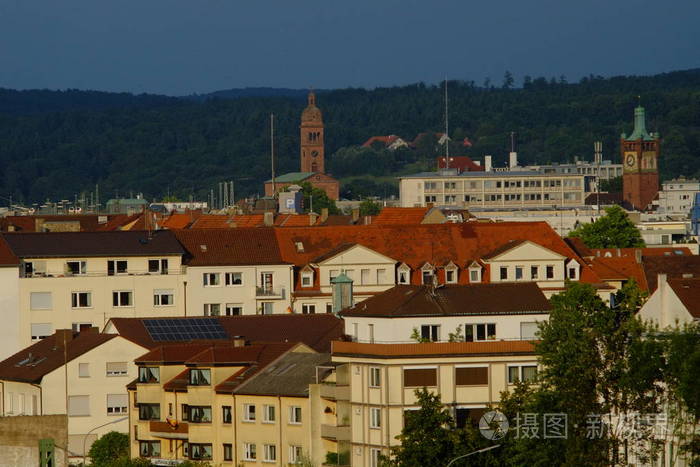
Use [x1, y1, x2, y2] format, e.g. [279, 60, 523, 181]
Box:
[625, 106, 656, 141]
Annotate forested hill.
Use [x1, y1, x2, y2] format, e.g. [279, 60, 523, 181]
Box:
[1, 69, 699, 204]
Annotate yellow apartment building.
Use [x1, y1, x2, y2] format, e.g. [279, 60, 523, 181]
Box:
[129, 341, 334, 466]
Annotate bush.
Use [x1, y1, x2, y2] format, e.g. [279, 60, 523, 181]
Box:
[88, 431, 129, 466]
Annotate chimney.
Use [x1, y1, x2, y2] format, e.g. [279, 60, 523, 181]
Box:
[616, 248, 621, 257]
[320, 208, 329, 223]
[232, 336, 246, 347]
[351, 208, 360, 223]
[55, 329, 74, 345]
[263, 211, 274, 227]
[509, 151, 518, 169]
[309, 212, 319, 226]
[634, 249, 642, 264]
[484, 155, 492, 172]
[658, 273, 668, 327]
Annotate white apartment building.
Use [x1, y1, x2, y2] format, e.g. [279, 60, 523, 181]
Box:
[655, 178, 700, 215]
[398, 170, 587, 208]
[0, 328, 149, 460]
[0, 231, 186, 359]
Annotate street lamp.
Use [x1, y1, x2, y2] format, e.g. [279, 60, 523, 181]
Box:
[82, 416, 128, 465]
[445, 444, 501, 467]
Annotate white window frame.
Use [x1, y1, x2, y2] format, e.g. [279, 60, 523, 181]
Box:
[107, 259, 128, 275]
[465, 323, 496, 342]
[263, 404, 275, 423]
[499, 266, 508, 281]
[153, 289, 174, 306]
[360, 268, 371, 285]
[469, 267, 481, 283]
[289, 445, 303, 463]
[546, 265, 555, 280]
[301, 303, 316, 314]
[370, 448, 382, 467]
[65, 260, 87, 276]
[148, 258, 169, 274]
[507, 364, 538, 384]
[243, 443, 257, 461]
[420, 324, 440, 342]
[421, 265, 435, 285]
[112, 290, 133, 307]
[107, 393, 128, 415]
[531, 265, 539, 280]
[243, 404, 256, 422]
[445, 267, 458, 284]
[203, 303, 221, 316]
[376, 268, 387, 284]
[106, 362, 128, 377]
[397, 265, 410, 284]
[515, 265, 524, 281]
[369, 367, 381, 388]
[289, 406, 302, 425]
[263, 443, 277, 462]
[301, 270, 314, 287]
[30, 323, 52, 341]
[203, 272, 220, 287]
[71, 291, 92, 309]
[225, 303, 243, 316]
[370, 407, 381, 429]
[225, 271, 243, 286]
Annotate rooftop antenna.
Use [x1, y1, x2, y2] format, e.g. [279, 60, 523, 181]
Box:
[270, 113, 276, 197]
[444, 76, 449, 169]
[510, 132, 516, 153]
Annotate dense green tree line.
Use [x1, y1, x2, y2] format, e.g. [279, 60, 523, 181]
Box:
[1, 68, 699, 204]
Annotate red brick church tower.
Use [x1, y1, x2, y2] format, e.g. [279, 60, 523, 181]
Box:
[621, 106, 660, 210]
[300, 91, 325, 173]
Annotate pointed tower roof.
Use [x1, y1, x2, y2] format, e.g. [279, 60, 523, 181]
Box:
[623, 106, 657, 141]
[301, 90, 322, 124]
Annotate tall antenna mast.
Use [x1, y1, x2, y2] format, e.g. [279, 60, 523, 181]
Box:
[510, 131, 515, 153]
[270, 113, 276, 196]
[444, 77, 449, 169]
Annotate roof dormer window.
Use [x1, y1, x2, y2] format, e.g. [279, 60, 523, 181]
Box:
[468, 261, 482, 283]
[397, 263, 411, 285]
[301, 268, 314, 288]
[421, 263, 435, 285]
[444, 262, 458, 284]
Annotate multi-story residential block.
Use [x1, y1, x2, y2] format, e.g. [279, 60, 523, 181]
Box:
[398, 170, 587, 208]
[128, 341, 332, 466]
[0, 327, 149, 460]
[0, 237, 20, 361]
[325, 340, 538, 467]
[0, 231, 186, 359]
[340, 283, 551, 343]
[174, 229, 294, 316]
[655, 178, 700, 215]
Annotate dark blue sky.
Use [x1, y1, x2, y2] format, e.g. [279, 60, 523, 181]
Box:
[1, 0, 698, 95]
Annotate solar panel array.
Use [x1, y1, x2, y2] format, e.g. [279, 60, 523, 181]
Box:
[143, 318, 229, 342]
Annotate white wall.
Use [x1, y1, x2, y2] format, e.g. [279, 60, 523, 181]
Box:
[0, 266, 20, 360]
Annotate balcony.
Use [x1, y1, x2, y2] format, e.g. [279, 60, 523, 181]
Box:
[21, 267, 186, 279]
[320, 384, 350, 401]
[321, 423, 351, 441]
[149, 421, 189, 440]
[255, 286, 286, 299]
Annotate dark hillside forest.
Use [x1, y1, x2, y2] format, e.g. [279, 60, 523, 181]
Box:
[1, 69, 699, 204]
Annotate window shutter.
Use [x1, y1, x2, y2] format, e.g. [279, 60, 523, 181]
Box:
[455, 367, 488, 385]
[30, 292, 52, 310]
[403, 368, 437, 387]
[520, 322, 539, 340]
[106, 362, 128, 375]
[107, 394, 128, 408]
[68, 395, 90, 416]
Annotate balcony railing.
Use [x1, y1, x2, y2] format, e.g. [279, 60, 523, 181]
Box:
[320, 384, 350, 401]
[21, 267, 186, 279]
[321, 423, 351, 441]
[255, 286, 286, 298]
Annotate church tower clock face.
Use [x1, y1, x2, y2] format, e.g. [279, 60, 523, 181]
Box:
[625, 154, 636, 169]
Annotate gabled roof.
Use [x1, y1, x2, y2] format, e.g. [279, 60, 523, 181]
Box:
[339, 283, 551, 318]
[588, 256, 649, 290]
[643, 256, 700, 292]
[161, 213, 198, 230]
[174, 228, 286, 266]
[311, 243, 396, 265]
[232, 351, 331, 397]
[0, 329, 116, 383]
[189, 215, 231, 229]
[481, 239, 564, 261]
[373, 207, 430, 225]
[0, 235, 19, 266]
[0, 215, 112, 232]
[667, 278, 700, 318]
[107, 314, 345, 353]
[1, 230, 184, 258]
[332, 340, 536, 358]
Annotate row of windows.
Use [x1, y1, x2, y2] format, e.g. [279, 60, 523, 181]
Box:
[361, 363, 537, 388]
[29, 290, 174, 310]
[397, 266, 482, 285]
[499, 265, 556, 281]
[423, 179, 582, 191]
[139, 440, 303, 463]
[326, 268, 389, 286]
[67, 394, 128, 417]
[23, 258, 169, 277]
[137, 401, 302, 425]
[202, 271, 243, 287]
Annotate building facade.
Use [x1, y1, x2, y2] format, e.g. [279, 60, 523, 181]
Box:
[655, 178, 700, 215]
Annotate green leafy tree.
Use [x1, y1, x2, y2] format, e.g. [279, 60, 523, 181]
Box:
[298, 182, 340, 215]
[359, 198, 382, 216]
[568, 205, 645, 248]
[87, 431, 129, 466]
[598, 176, 622, 192]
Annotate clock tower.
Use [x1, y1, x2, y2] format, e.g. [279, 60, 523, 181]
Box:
[621, 106, 660, 210]
[300, 91, 325, 173]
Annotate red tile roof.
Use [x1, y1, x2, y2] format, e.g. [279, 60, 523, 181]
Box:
[372, 207, 431, 226]
[174, 228, 286, 266]
[332, 340, 536, 358]
[161, 213, 197, 230]
[189, 215, 231, 229]
[0, 329, 116, 383]
[437, 155, 484, 172]
[0, 235, 19, 266]
[340, 283, 551, 318]
[0, 215, 111, 232]
[108, 314, 345, 352]
[361, 135, 403, 148]
[588, 256, 649, 290]
[592, 247, 692, 258]
[643, 256, 700, 291]
[274, 222, 602, 285]
[667, 278, 700, 318]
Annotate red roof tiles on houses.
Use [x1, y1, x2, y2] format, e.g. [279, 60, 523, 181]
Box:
[174, 228, 286, 266]
[0, 329, 116, 383]
[339, 283, 551, 318]
[332, 340, 536, 358]
[161, 213, 197, 230]
[189, 215, 231, 229]
[370, 207, 431, 226]
[667, 278, 700, 318]
[0, 235, 19, 266]
[588, 256, 649, 290]
[643, 256, 700, 292]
